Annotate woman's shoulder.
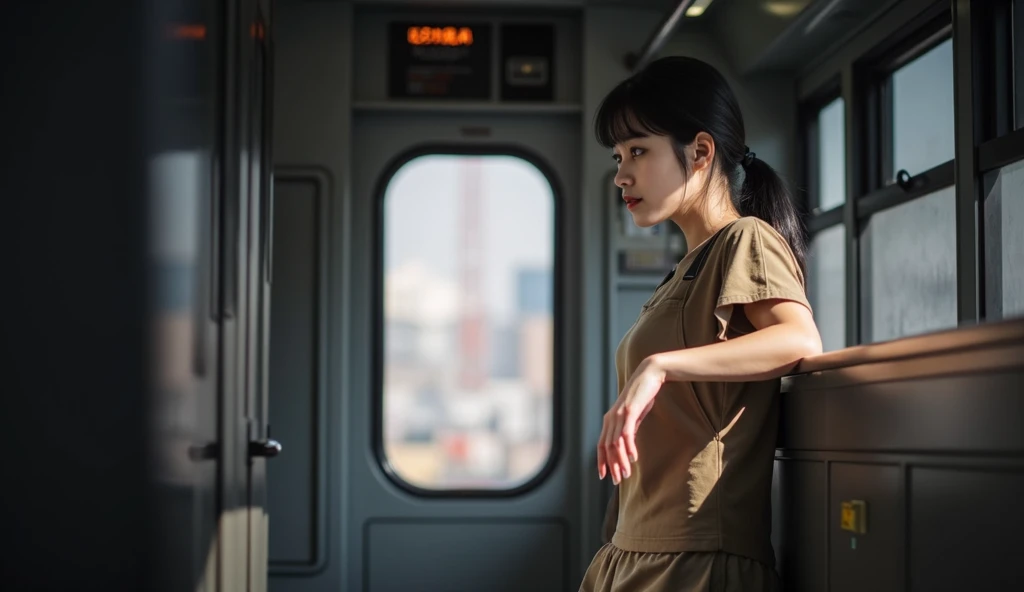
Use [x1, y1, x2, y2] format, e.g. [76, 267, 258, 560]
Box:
[718, 216, 779, 244]
[720, 216, 794, 247]
[717, 216, 804, 282]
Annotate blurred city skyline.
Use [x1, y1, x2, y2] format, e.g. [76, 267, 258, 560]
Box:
[384, 155, 554, 325]
[382, 154, 556, 490]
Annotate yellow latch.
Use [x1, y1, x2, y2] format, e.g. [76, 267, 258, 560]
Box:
[840, 500, 867, 535]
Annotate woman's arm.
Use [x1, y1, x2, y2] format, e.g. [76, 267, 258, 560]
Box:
[597, 298, 821, 484]
[650, 298, 822, 382]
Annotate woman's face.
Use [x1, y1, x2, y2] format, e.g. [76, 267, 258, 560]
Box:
[612, 132, 712, 228]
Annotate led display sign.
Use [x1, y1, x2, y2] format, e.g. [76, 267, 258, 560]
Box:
[389, 22, 491, 99]
[406, 26, 474, 47]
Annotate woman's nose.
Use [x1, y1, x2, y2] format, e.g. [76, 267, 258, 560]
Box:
[614, 169, 632, 188]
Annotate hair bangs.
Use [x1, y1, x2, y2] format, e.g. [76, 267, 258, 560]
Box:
[594, 81, 669, 148]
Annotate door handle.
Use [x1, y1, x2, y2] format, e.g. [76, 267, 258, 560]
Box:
[249, 439, 282, 458]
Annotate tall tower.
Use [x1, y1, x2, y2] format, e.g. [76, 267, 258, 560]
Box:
[458, 158, 487, 390]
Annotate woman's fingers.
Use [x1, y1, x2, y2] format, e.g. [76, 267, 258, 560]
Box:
[598, 400, 645, 483]
[621, 406, 641, 464]
[598, 409, 613, 480]
[614, 436, 630, 479]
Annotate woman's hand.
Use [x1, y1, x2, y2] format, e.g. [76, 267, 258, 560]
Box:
[598, 356, 667, 484]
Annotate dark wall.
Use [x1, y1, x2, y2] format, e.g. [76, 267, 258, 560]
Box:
[773, 327, 1024, 592]
[1, 2, 153, 589]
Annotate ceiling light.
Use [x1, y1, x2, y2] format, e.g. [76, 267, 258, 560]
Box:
[686, 0, 715, 18]
[764, 1, 810, 17]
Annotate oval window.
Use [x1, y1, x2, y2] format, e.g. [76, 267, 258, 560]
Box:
[381, 153, 557, 491]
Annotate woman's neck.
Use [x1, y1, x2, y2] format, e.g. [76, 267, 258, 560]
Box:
[673, 193, 741, 255]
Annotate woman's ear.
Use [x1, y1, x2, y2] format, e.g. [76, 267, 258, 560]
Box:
[690, 131, 716, 173]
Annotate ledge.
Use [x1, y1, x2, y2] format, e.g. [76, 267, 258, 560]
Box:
[791, 317, 1024, 375]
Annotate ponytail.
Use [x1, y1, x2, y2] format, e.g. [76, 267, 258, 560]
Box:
[736, 154, 808, 275]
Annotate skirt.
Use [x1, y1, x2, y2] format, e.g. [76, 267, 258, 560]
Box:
[579, 543, 781, 592]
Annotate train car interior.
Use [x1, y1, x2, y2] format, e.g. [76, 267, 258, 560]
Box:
[4, 0, 1023, 590]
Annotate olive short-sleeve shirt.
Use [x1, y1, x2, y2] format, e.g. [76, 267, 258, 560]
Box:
[610, 216, 811, 568]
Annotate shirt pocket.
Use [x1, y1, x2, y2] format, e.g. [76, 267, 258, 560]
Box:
[632, 298, 686, 357]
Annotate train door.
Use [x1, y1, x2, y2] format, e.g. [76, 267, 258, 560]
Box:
[150, 0, 225, 590]
[222, 0, 277, 589]
[243, 0, 278, 589]
[344, 109, 582, 591]
[245, 0, 279, 589]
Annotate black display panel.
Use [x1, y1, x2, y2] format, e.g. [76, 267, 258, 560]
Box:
[501, 24, 554, 101]
[388, 22, 492, 99]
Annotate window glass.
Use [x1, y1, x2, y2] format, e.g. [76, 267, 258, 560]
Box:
[983, 160, 1024, 319]
[817, 97, 846, 211]
[860, 187, 958, 342]
[892, 38, 955, 177]
[383, 154, 555, 490]
[806, 224, 846, 351]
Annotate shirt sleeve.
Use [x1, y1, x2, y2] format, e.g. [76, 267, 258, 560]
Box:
[713, 218, 812, 340]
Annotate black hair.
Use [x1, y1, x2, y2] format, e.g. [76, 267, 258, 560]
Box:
[594, 56, 807, 274]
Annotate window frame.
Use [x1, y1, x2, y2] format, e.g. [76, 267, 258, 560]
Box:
[371, 143, 564, 498]
[794, 0, 1024, 345]
[1013, 0, 1024, 130]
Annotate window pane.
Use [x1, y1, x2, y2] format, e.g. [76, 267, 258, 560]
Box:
[860, 187, 957, 343]
[892, 38, 955, 177]
[817, 97, 846, 211]
[807, 224, 846, 351]
[984, 159, 1024, 319]
[383, 155, 555, 490]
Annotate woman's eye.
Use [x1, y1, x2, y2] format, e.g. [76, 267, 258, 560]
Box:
[630, 147, 644, 157]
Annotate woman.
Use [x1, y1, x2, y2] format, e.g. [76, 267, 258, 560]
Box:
[582, 56, 822, 591]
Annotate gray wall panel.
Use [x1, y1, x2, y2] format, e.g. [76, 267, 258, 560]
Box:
[775, 460, 826, 592]
[778, 389, 827, 450]
[268, 178, 321, 566]
[829, 463, 903, 592]
[270, 1, 352, 588]
[909, 468, 1024, 592]
[780, 372, 1024, 453]
[823, 374, 1024, 453]
[366, 521, 566, 592]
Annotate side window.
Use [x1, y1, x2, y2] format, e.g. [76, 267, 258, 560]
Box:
[890, 38, 955, 178]
[801, 2, 1024, 342]
[817, 97, 847, 213]
[860, 187, 957, 342]
[807, 225, 846, 352]
[804, 95, 846, 351]
[861, 34, 957, 343]
[980, 1, 1024, 320]
[381, 153, 556, 492]
[983, 162, 1024, 319]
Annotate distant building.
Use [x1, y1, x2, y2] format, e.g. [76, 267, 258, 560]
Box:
[519, 317, 552, 394]
[515, 267, 553, 393]
[516, 268, 552, 316]
[490, 324, 519, 378]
